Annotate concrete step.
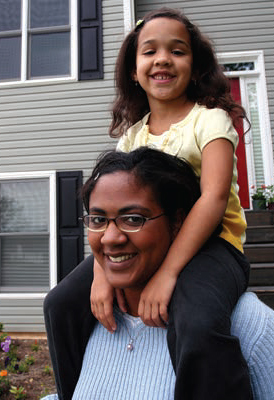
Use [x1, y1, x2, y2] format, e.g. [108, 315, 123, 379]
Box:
[245, 210, 274, 226]
[249, 263, 274, 286]
[245, 225, 274, 243]
[244, 243, 274, 263]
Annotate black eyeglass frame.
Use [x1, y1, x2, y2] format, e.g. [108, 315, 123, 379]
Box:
[79, 213, 165, 233]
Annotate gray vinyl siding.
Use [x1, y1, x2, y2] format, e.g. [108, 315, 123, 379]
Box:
[136, 0, 274, 155]
[0, 0, 123, 333]
[0, 299, 45, 333]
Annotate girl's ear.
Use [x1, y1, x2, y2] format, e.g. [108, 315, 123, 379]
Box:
[131, 70, 137, 83]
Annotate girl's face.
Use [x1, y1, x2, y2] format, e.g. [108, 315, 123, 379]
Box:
[134, 18, 193, 107]
[87, 171, 174, 291]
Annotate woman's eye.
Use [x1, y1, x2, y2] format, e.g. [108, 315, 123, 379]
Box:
[122, 215, 144, 225]
[91, 216, 106, 225]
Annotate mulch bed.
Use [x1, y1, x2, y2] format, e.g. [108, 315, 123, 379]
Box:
[0, 339, 56, 399]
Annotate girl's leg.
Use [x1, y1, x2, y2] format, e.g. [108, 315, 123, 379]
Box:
[167, 237, 253, 400]
[44, 255, 96, 400]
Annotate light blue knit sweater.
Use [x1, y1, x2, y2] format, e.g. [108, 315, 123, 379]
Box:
[43, 292, 274, 400]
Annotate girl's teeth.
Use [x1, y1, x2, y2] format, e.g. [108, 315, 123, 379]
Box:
[109, 254, 134, 263]
[154, 75, 171, 80]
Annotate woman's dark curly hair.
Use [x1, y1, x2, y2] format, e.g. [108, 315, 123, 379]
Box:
[81, 147, 201, 226]
[109, 7, 249, 138]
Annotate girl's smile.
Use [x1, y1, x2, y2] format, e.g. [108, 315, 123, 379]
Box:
[134, 18, 193, 107]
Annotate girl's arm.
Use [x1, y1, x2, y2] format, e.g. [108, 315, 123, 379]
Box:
[138, 138, 234, 327]
[91, 258, 127, 332]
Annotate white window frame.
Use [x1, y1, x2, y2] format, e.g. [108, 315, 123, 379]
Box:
[218, 51, 274, 205]
[0, 171, 57, 300]
[0, 0, 78, 88]
[123, 0, 135, 35]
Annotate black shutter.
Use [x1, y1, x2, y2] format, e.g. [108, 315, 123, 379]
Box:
[78, 0, 103, 80]
[57, 171, 84, 282]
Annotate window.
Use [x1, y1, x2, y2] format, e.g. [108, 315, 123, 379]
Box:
[0, 172, 56, 294]
[0, 0, 103, 84]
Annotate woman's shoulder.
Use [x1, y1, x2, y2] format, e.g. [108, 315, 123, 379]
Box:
[231, 292, 274, 359]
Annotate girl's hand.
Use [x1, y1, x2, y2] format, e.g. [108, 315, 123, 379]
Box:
[138, 268, 177, 328]
[91, 259, 127, 332]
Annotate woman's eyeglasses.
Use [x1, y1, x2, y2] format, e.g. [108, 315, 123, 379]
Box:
[79, 213, 165, 233]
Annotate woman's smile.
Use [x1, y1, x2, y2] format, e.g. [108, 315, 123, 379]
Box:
[87, 171, 173, 290]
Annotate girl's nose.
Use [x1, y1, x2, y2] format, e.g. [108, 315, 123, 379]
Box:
[154, 51, 171, 66]
[101, 220, 128, 246]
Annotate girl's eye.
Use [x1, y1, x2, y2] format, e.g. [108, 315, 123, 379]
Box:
[172, 50, 184, 56]
[143, 50, 155, 55]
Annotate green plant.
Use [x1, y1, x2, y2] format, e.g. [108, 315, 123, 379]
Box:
[10, 385, 27, 399]
[0, 371, 11, 396]
[31, 340, 39, 352]
[250, 185, 266, 200]
[0, 322, 8, 345]
[25, 355, 35, 365]
[43, 365, 53, 375]
[39, 384, 50, 398]
[265, 184, 274, 203]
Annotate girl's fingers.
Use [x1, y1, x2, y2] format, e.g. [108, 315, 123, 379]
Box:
[104, 302, 117, 333]
[95, 302, 116, 333]
[159, 303, 169, 325]
[141, 302, 157, 327]
[151, 303, 167, 328]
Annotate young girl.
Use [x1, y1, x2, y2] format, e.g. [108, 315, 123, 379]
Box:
[90, 7, 253, 398]
[44, 8, 253, 400]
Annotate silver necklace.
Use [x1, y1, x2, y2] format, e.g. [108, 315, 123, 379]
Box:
[122, 319, 147, 352]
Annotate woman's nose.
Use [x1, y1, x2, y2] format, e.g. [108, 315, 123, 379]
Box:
[101, 221, 128, 245]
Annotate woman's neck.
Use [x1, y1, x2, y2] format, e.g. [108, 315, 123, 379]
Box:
[123, 288, 143, 317]
[148, 99, 195, 135]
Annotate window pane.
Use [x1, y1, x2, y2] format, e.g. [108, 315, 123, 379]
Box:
[223, 62, 255, 72]
[0, 236, 49, 289]
[0, 0, 21, 32]
[247, 82, 264, 186]
[0, 37, 21, 81]
[30, 0, 69, 28]
[30, 32, 70, 78]
[0, 179, 49, 233]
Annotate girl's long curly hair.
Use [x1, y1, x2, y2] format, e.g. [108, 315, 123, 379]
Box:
[109, 7, 249, 138]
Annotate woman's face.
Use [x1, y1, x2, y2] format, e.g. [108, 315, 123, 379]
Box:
[87, 171, 174, 290]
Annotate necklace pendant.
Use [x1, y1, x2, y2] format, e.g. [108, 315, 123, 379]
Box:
[127, 339, 134, 352]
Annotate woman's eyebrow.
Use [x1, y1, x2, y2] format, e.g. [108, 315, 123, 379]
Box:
[88, 205, 151, 214]
[119, 205, 151, 214]
[88, 207, 106, 214]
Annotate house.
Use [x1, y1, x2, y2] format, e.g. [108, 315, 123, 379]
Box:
[0, 0, 273, 334]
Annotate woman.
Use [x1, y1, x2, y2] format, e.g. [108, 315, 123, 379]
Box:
[44, 148, 274, 400]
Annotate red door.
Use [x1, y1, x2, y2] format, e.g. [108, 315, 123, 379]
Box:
[230, 78, 250, 209]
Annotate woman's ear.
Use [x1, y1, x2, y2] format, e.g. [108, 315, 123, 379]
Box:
[171, 209, 185, 240]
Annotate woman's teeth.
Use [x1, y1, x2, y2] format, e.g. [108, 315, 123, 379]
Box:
[109, 254, 134, 263]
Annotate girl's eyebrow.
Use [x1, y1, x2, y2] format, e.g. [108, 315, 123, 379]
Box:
[140, 38, 190, 48]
